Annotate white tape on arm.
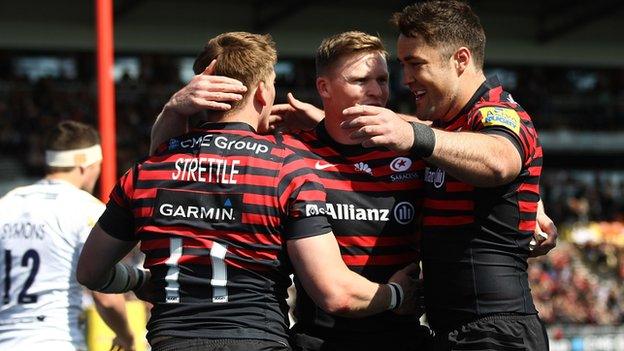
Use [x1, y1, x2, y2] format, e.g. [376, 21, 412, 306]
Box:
[95, 263, 147, 294]
[387, 282, 404, 310]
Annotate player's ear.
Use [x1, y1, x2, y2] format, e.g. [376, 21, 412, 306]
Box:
[453, 47, 471, 75]
[255, 81, 268, 106]
[316, 77, 331, 99]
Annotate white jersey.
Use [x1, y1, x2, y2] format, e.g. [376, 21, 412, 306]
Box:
[0, 179, 104, 351]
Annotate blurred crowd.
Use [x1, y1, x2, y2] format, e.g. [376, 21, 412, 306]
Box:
[1, 53, 624, 326]
[541, 171, 624, 225]
[530, 241, 624, 325]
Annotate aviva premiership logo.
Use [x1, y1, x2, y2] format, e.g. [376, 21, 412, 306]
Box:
[479, 107, 521, 135]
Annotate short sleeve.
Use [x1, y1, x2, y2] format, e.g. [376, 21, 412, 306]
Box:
[97, 166, 138, 242]
[277, 152, 332, 240]
[469, 105, 537, 164]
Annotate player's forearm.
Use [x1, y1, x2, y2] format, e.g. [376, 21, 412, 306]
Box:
[288, 234, 395, 317]
[427, 129, 521, 187]
[92, 292, 134, 341]
[323, 270, 393, 317]
[149, 106, 189, 155]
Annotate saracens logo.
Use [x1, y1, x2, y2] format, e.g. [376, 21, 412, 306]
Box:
[390, 157, 412, 172]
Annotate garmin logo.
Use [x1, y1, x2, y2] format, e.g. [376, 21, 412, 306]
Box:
[171, 134, 269, 154]
[153, 189, 242, 226]
[159, 203, 234, 221]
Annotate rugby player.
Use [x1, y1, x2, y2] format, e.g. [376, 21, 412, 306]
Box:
[0, 121, 134, 351]
[76, 32, 419, 351]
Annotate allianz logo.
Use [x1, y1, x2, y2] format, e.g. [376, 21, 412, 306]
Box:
[169, 134, 269, 154]
[305, 202, 415, 224]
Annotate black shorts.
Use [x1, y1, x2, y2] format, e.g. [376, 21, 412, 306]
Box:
[431, 314, 549, 351]
[151, 338, 291, 351]
[291, 326, 432, 351]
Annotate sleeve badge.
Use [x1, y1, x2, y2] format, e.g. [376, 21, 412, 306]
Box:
[479, 107, 521, 135]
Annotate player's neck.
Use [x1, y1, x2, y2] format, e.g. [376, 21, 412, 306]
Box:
[443, 71, 487, 123]
[207, 102, 260, 131]
[45, 171, 81, 189]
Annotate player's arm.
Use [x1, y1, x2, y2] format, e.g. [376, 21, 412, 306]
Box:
[150, 59, 247, 154]
[76, 224, 143, 293]
[90, 291, 135, 351]
[287, 232, 418, 317]
[530, 199, 558, 257]
[421, 129, 521, 187]
[341, 105, 521, 187]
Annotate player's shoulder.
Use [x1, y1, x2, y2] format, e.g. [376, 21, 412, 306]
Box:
[56, 185, 105, 212]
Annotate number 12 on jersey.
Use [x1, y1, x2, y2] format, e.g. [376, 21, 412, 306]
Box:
[164, 238, 228, 304]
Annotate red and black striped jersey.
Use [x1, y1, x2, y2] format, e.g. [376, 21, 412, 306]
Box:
[285, 122, 425, 338]
[424, 76, 543, 332]
[97, 122, 331, 345]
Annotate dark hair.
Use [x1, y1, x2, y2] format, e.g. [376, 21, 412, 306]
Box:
[391, 0, 485, 69]
[45, 120, 100, 173]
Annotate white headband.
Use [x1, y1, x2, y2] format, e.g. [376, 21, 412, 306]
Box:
[45, 144, 103, 168]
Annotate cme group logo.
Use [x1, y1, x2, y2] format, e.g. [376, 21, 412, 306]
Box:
[393, 201, 415, 225]
[390, 157, 412, 172]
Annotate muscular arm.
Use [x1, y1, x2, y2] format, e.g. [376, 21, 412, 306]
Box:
[342, 105, 521, 187]
[288, 232, 414, 317]
[77, 224, 138, 290]
[150, 105, 190, 155]
[427, 129, 521, 187]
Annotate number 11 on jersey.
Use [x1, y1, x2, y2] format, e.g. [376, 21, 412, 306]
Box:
[164, 238, 229, 304]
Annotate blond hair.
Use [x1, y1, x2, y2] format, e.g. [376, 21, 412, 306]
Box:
[193, 32, 277, 111]
[315, 31, 387, 76]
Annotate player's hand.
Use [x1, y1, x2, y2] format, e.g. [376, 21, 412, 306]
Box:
[268, 92, 324, 133]
[529, 201, 558, 257]
[388, 263, 424, 316]
[164, 59, 247, 117]
[111, 333, 135, 351]
[341, 105, 414, 152]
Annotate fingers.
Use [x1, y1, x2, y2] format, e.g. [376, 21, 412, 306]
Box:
[195, 72, 246, 90]
[271, 103, 296, 115]
[193, 79, 247, 93]
[287, 92, 304, 108]
[342, 104, 386, 117]
[193, 89, 244, 102]
[340, 116, 380, 130]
